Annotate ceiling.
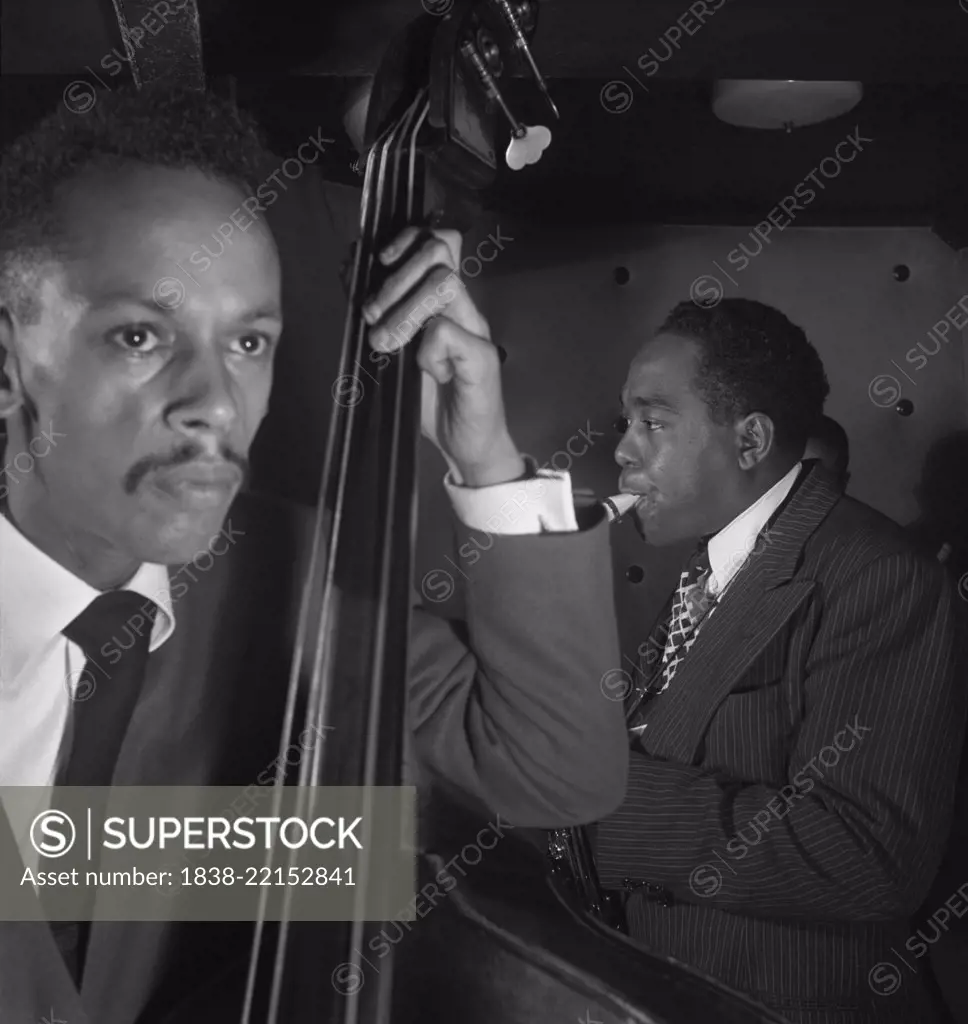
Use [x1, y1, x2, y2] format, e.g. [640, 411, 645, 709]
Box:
[3, 0, 968, 228]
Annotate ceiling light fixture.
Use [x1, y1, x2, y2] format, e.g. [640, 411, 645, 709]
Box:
[712, 80, 863, 131]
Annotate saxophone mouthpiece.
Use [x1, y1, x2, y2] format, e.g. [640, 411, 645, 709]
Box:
[602, 493, 638, 523]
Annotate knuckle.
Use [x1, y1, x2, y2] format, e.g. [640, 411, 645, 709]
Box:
[437, 227, 462, 255]
[428, 238, 454, 268]
[424, 317, 463, 349]
[422, 316, 447, 339]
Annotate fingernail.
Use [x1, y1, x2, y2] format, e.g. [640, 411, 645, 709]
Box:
[362, 304, 377, 324]
[379, 246, 395, 265]
[381, 331, 398, 353]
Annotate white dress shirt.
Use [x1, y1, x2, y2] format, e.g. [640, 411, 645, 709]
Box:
[0, 514, 175, 790]
[0, 512, 175, 868]
[702, 461, 802, 610]
[442, 464, 578, 533]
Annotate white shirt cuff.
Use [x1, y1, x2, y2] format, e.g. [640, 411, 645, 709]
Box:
[443, 467, 579, 534]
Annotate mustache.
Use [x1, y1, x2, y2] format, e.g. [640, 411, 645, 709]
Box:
[123, 443, 249, 494]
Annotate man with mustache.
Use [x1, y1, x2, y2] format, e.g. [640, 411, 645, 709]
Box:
[0, 83, 626, 1021]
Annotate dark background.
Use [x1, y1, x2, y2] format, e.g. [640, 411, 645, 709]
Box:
[3, 0, 968, 230]
[3, 3, 968, 1017]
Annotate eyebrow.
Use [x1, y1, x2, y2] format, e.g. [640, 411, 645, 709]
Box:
[90, 292, 283, 322]
[619, 392, 679, 414]
[239, 307, 283, 323]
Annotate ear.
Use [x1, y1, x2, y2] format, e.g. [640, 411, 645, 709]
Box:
[734, 412, 775, 470]
[0, 306, 27, 425]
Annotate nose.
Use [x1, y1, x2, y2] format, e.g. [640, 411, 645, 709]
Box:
[614, 430, 640, 468]
[166, 348, 239, 441]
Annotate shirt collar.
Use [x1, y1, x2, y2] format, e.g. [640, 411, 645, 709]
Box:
[705, 461, 802, 596]
[0, 512, 175, 683]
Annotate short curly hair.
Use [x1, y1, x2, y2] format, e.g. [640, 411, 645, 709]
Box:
[657, 297, 830, 455]
[0, 80, 277, 326]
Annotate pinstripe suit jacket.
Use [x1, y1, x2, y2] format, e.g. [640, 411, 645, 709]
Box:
[595, 462, 968, 1024]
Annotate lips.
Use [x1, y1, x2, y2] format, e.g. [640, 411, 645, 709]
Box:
[618, 479, 658, 520]
[150, 461, 241, 506]
[619, 477, 647, 496]
[162, 462, 240, 487]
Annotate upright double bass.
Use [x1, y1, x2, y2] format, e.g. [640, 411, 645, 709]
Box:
[231, 3, 791, 1022]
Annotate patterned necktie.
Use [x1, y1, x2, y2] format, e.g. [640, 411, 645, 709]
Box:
[626, 540, 714, 734]
[657, 541, 714, 689]
[48, 590, 157, 983]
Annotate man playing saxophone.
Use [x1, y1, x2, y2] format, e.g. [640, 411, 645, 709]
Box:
[369, 238, 966, 1024]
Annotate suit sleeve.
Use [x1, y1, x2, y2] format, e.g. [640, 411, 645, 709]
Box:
[407, 474, 628, 828]
[595, 551, 968, 920]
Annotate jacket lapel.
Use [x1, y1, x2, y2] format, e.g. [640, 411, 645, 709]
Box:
[641, 464, 841, 763]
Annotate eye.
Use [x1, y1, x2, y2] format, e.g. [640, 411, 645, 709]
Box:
[108, 324, 162, 355]
[614, 413, 662, 433]
[230, 333, 273, 357]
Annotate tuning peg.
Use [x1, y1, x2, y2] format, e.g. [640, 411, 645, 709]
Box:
[461, 39, 553, 169]
[491, 0, 559, 120]
[506, 125, 551, 170]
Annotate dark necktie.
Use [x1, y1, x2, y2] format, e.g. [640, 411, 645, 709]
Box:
[48, 590, 157, 982]
[57, 590, 157, 787]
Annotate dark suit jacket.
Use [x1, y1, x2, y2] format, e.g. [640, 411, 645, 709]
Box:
[595, 463, 968, 1024]
[1, 489, 628, 1024]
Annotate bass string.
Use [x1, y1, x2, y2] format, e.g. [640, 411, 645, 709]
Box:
[237, 101, 417, 1024]
[366, 93, 430, 792]
[365, 88, 428, 792]
[326, 88, 431, 1024]
[274, 89, 431, 1024]
[353, 89, 424, 1024]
